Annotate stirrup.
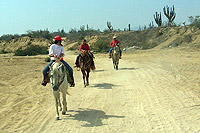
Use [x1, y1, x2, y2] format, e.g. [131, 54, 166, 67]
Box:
[74, 65, 79, 68]
[41, 81, 47, 86]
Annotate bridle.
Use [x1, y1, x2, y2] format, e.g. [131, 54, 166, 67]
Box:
[50, 64, 65, 91]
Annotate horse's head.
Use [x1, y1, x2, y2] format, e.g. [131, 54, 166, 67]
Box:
[81, 50, 88, 57]
[114, 44, 120, 53]
[49, 62, 64, 91]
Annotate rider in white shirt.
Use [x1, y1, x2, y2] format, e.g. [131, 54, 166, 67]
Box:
[42, 36, 75, 87]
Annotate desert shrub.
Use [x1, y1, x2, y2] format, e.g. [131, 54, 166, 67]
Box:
[168, 37, 183, 47]
[0, 34, 20, 41]
[92, 38, 110, 53]
[14, 45, 48, 56]
[188, 16, 200, 29]
[45, 57, 50, 62]
[183, 34, 192, 43]
[0, 49, 8, 54]
[141, 42, 158, 49]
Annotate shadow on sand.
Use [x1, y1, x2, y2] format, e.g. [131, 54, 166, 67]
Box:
[118, 67, 137, 70]
[94, 69, 105, 72]
[91, 83, 121, 89]
[67, 108, 125, 127]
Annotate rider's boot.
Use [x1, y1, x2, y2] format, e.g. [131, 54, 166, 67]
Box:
[41, 79, 48, 86]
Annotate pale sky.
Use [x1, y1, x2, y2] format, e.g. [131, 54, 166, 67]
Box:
[0, 0, 199, 36]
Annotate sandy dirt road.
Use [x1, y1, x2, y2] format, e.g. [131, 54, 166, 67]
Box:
[0, 48, 200, 133]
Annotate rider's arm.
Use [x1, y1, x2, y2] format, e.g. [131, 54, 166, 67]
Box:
[110, 41, 113, 46]
[80, 44, 84, 51]
[59, 47, 65, 58]
[59, 53, 64, 58]
[49, 54, 55, 57]
[87, 44, 90, 53]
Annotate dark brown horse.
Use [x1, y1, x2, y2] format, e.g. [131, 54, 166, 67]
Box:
[78, 51, 92, 87]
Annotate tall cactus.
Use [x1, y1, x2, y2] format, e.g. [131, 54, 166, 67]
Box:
[128, 24, 131, 31]
[154, 12, 162, 26]
[107, 21, 113, 31]
[163, 5, 176, 25]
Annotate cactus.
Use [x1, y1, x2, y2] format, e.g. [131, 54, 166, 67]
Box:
[154, 12, 162, 26]
[163, 5, 176, 25]
[128, 24, 131, 31]
[149, 21, 154, 29]
[107, 21, 113, 31]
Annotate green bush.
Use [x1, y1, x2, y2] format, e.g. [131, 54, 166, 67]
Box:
[0, 49, 8, 54]
[14, 45, 48, 56]
[45, 57, 50, 62]
[92, 38, 110, 53]
[183, 34, 192, 43]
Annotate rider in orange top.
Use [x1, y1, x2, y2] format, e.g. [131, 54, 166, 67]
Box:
[109, 36, 122, 58]
[75, 39, 95, 70]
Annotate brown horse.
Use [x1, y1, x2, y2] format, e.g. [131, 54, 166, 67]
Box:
[78, 51, 92, 87]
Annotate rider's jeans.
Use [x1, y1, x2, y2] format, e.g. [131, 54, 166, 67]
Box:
[42, 60, 74, 83]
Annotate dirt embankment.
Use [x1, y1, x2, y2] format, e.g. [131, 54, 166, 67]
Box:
[0, 37, 50, 52]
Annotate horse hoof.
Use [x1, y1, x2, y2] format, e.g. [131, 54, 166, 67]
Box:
[62, 112, 66, 115]
[56, 117, 60, 120]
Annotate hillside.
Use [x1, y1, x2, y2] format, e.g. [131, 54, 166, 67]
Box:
[0, 26, 200, 132]
[0, 26, 200, 55]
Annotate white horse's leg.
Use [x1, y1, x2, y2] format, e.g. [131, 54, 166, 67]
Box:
[58, 92, 62, 111]
[53, 91, 60, 120]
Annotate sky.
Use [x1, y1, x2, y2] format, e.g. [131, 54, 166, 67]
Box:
[0, 0, 199, 36]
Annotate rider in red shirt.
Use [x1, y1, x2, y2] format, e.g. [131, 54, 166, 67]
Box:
[109, 36, 122, 58]
[80, 42, 90, 54]
[75, 39, 95, 70]
[110, 39, 120, 47]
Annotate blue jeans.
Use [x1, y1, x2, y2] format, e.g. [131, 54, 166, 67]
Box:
[109, 48, 122, 56]
[42, 60, 74, 83]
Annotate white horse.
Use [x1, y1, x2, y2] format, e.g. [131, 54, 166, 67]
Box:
[112, 44, 120, 70]
[49, 61, 69, 120]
